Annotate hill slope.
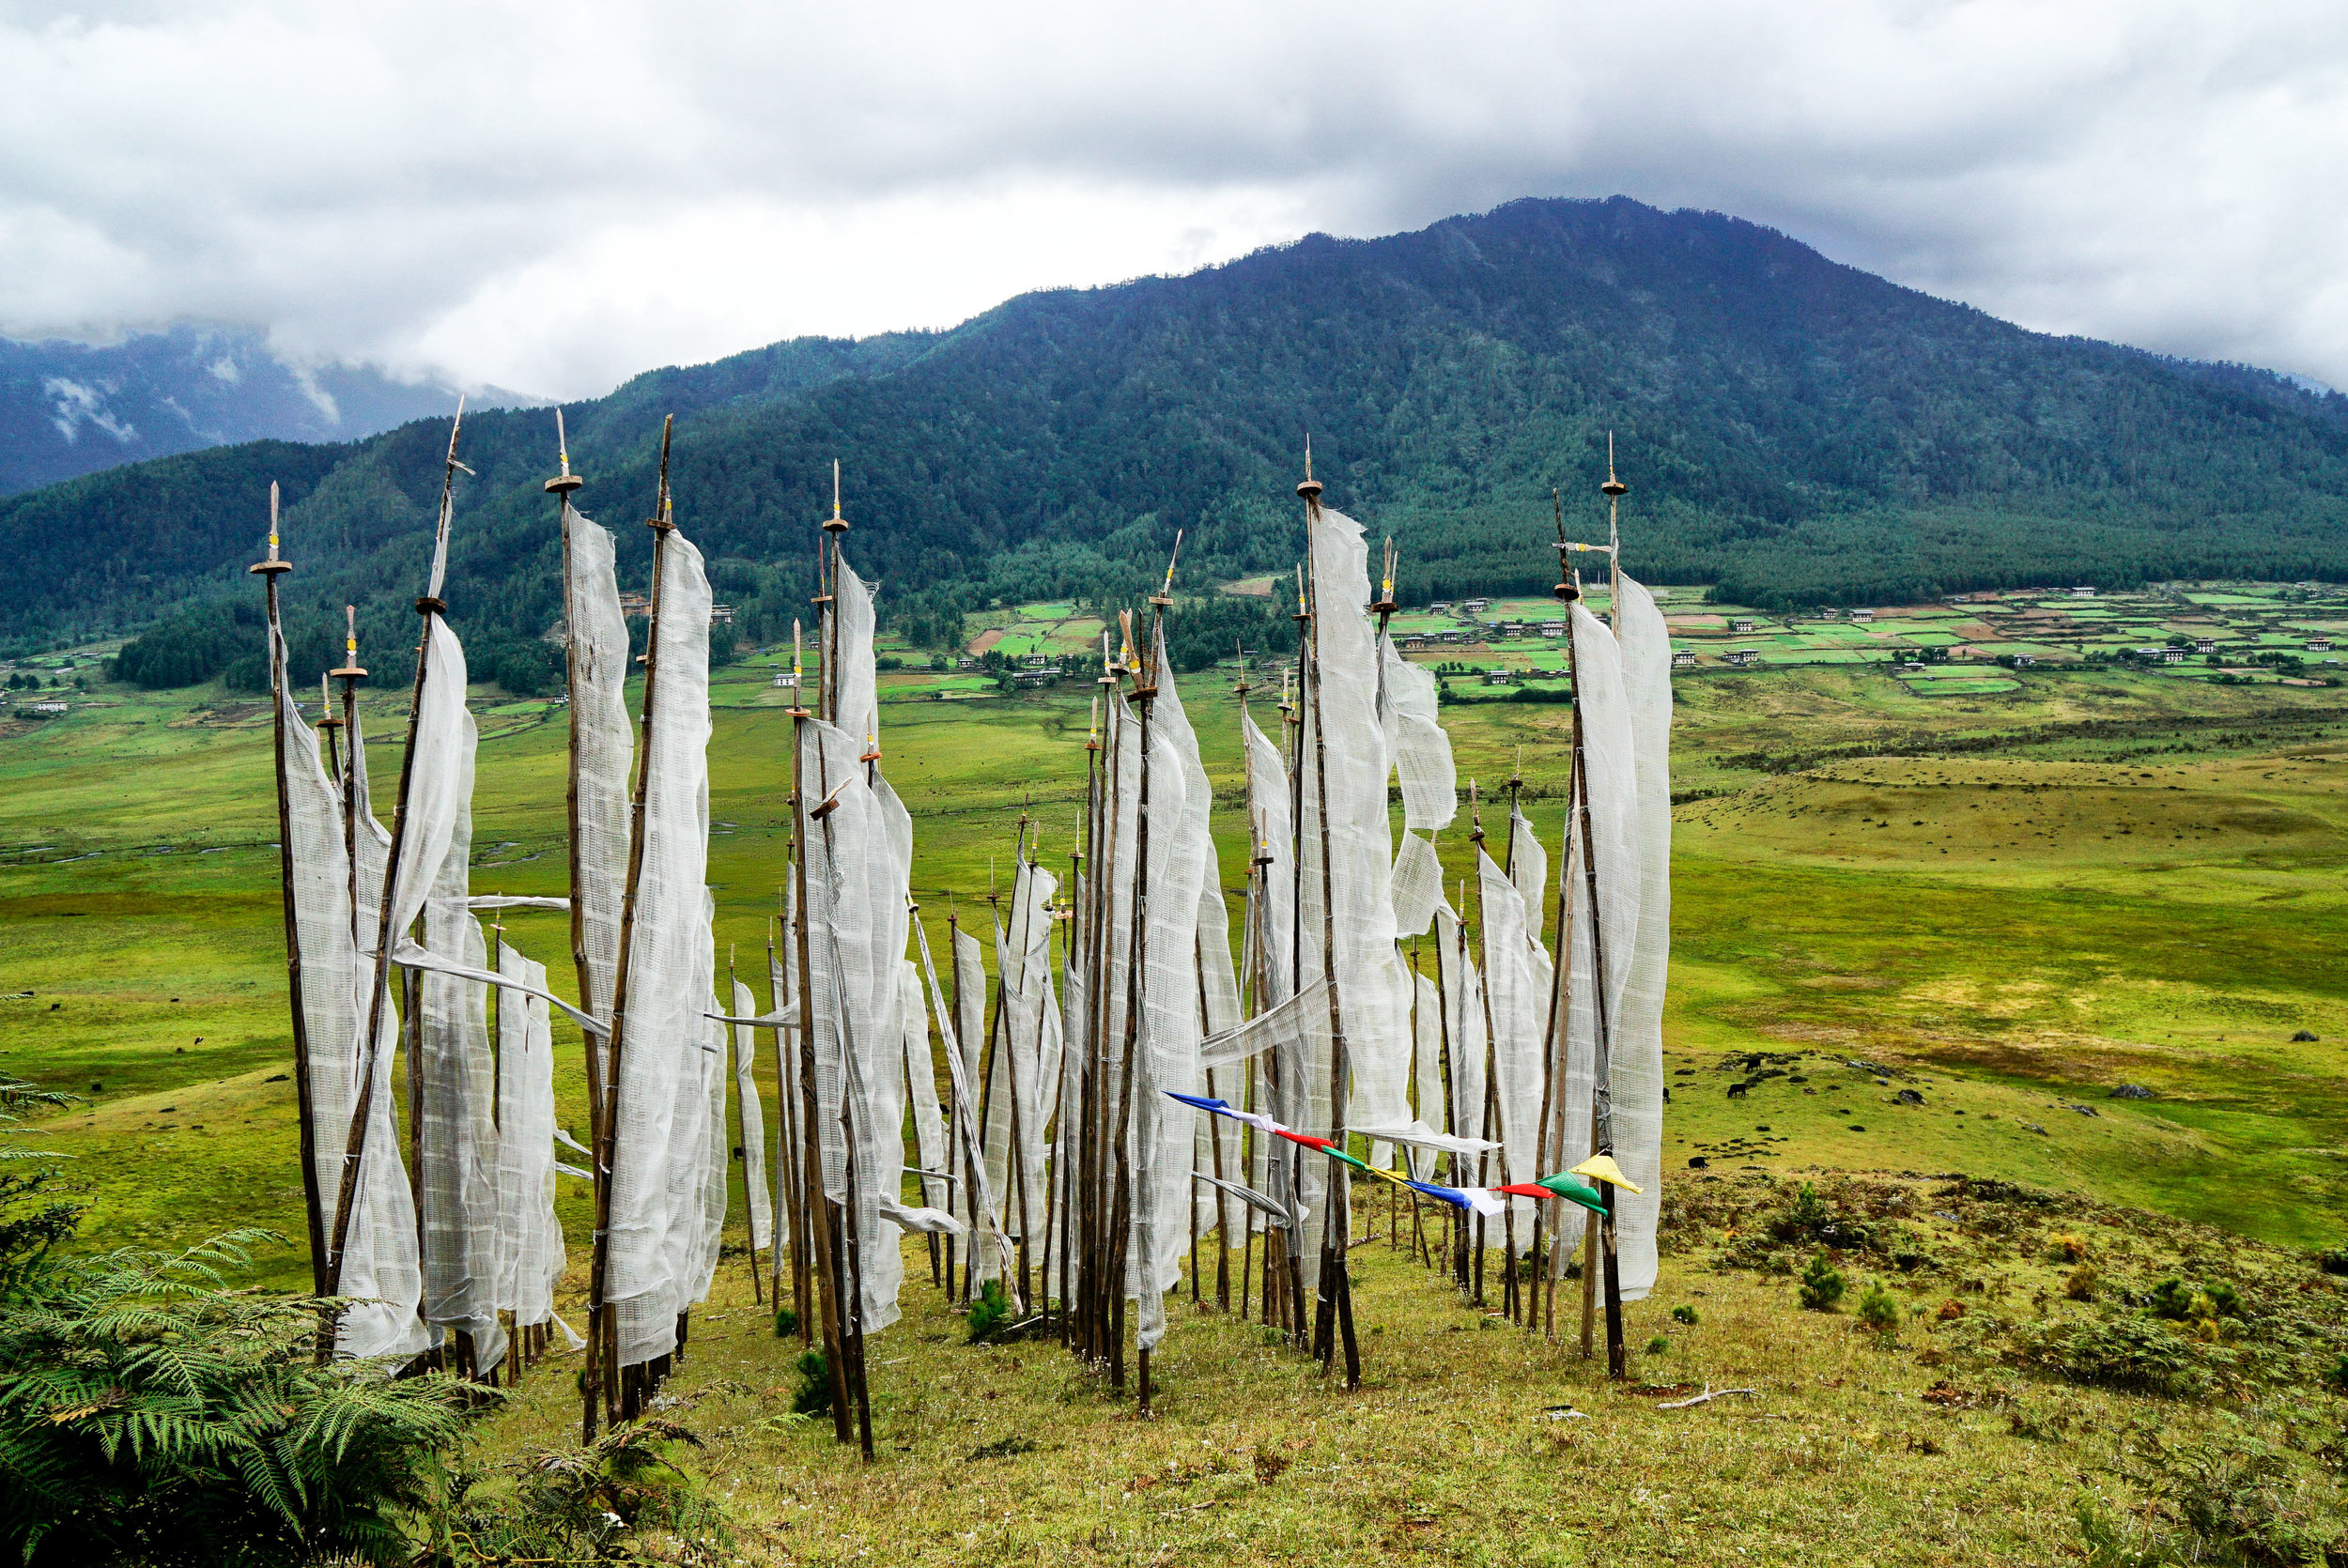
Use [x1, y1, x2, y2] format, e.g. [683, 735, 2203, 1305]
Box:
[9, 197, 2348, 665]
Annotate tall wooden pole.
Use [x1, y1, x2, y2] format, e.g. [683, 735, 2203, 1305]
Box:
[254, 484, 328, 1297]
[1281, 596, 1310, 1345]
[586, 415, 677, 1434]
[1299, 452, 1362, 1388]
[1132, 546, 1182, 1414]
[325, 400, 468, 1314]
[788, 622, 853, 1442]
[1559, 445, 1631, 1378]
[816, 477, 876, 1460]
[544, 411, 615, 1427]
[1107, 614, 1151, 1401]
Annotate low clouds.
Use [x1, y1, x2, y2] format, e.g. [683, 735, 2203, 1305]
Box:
[2, 1, 2341, 398]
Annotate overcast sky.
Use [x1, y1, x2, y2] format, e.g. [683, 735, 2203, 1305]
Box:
[4, 1, 2342, 399]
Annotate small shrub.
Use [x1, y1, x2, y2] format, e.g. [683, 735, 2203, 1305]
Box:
[1645, 1335, 1670, 1356]
[2147, 1277, 2197, 1320]
[1670, 1304, 1699, 1326]
[2047, 1233, 2089, 1264]
[966, 1278, 1012, 1343]
[435, 1418, 733, 1563]
[2201, 1279, 2243, 1318]
[2022, 1314, 2210, 1399]
[2325, 1353, 2348, 1395]
[1800, 1249, 1846, 1312]
[2317, 1243, 2348, 1277]
[773, 1306, 799, 1338]
[2064, 1264, 2100, 1302]
[1856, 1279, 1899, 1335]
[1937, 1298, 1969, 1321]
[791, 1348, 834, 1417]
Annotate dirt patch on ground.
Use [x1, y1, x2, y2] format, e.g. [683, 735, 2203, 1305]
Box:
[968, 627, 1005, 654]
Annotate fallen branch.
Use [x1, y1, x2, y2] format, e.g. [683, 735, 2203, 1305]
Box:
[1656, 1385, 1758, 1410]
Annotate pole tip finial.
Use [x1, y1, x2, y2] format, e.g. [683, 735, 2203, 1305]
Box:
[1601, 431, 1628, 498]
[545, 406, 584, 494]
[1296, 433, 1322, 500]
[249, 479, 290, 576]
[824, 457, 848, 533]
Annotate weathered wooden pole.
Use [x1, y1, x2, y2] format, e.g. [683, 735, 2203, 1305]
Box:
[325, 401, 468, 1323]
[254, 484, 329, 1299]
[1558, 448, 1631, 1377]
[787, 622, 854, 1441]
[589, 416, 681, 1431]
[1298, 453, 1362, 1388]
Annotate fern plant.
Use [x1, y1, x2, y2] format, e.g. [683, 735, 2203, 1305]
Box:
[0, 1231, 473, 1566]
[425, 1418, 734, 1565]
[0, 1068, 84, 1302]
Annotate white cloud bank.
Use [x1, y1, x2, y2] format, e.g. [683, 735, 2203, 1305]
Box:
[2, 0, 2342, 398]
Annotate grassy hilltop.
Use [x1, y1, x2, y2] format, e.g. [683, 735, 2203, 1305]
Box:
[3, 621, 2347, 1561]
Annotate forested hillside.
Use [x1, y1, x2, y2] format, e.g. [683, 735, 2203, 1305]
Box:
[11, 195, 2348, 675]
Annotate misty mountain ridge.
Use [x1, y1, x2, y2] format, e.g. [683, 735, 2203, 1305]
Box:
[0, 324, 541, 498]
[9, 196, 2348, 683]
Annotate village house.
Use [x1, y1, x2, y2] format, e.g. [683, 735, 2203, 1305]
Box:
[1671, 649, 1696, 669]
[1461, 597, 1489, 615]
[2309, 637, 2334, 653]
[1731, 618, 1756, 634]
[1724, 649, 1758, 668]
[2195, 638, 2217, 653]
[1851, 608, 1875, 622]
[2070, 586, 2098, 598]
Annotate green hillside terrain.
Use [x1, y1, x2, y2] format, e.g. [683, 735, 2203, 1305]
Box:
[9, 196, 2348, 679]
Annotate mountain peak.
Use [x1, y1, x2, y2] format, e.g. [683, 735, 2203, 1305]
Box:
[5, 197, 2348, 663]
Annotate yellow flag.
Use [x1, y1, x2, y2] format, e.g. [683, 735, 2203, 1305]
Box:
[1570, 1153, 1643, 1194]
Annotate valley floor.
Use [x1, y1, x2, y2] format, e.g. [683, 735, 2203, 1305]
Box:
[3, 655, 2345, 1561]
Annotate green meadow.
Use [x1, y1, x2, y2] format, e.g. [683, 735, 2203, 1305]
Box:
[8, 634, 2348, 1563]
[7, 643, 2347, 1280]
